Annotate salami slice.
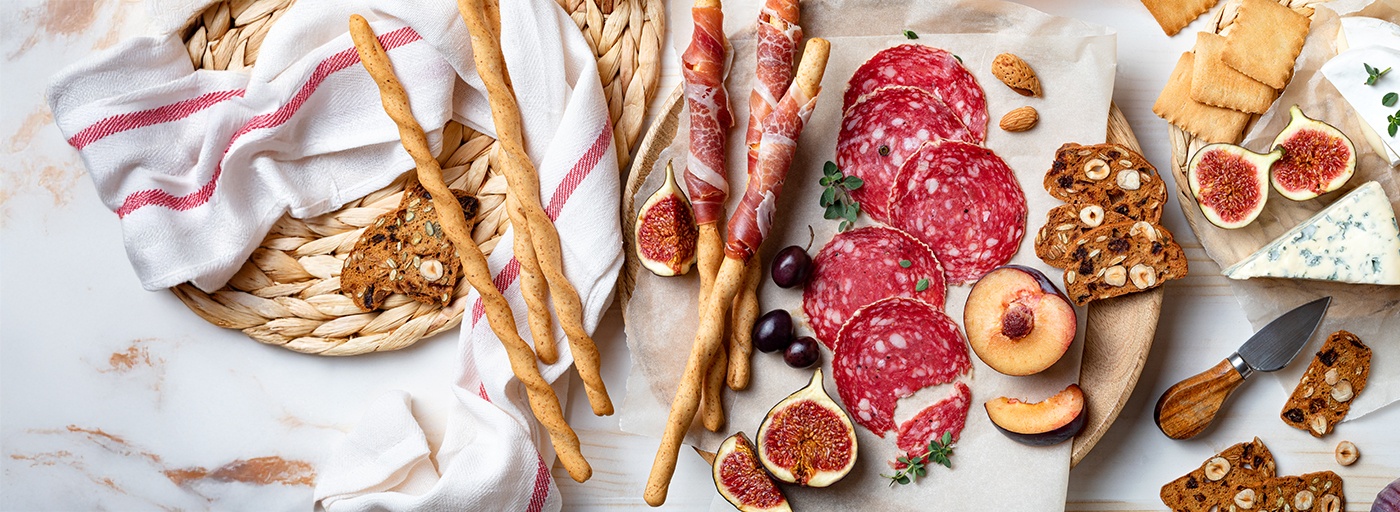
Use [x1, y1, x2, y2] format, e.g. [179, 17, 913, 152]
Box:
[802, 226, 946, 349]
[842, 44, 988, 142]
[888, 139, 1027, 285]
[836, 86, 975, 223]
[896, 382, 972, 459]
[833, 297, 970, 436]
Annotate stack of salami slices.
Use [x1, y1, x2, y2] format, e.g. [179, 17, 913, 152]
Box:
[1032, 143, 1188, 306]
[803, 44, 1031, 456]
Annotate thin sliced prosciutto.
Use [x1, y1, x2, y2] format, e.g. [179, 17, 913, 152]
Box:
[725, 74, 820, 261]
[842, 44, 988, 142]
[682, 3, 733, 225]
[745, 0, 802, 176]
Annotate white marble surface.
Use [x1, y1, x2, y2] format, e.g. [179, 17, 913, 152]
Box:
[1, 0, 1396, 510]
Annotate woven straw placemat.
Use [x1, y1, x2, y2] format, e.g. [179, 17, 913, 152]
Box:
[172, 0, 663, 355]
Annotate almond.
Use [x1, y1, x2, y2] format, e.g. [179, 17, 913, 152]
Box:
[992, 53, 1042, 96]
[999, 106, 1039, 132]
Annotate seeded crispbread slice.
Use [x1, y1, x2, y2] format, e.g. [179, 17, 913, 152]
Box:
[1160, 437, 1278, 512]
[1281, 330, 1371, 437]
[1043, 142, 1167, 222]
[1154, 52, 1253, 144]
[1242, 471, 1345, 512]
[1061, 221, 1187, 306]
[1191, 32, 1278, 114]
[342, 182, 480, 311]
[1221, 0, 1311, 90]
[1034, 203, 1134, 269]
[1140, 0, 1220, 36]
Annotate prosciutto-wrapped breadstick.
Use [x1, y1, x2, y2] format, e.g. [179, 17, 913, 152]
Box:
[645, 38, 830, 507]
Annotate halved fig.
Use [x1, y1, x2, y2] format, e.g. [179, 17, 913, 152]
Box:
[713, 432, 791, 512]
[985, 383, 1087, 446]
[1270, 105, 1356, 201]
[756, 369, 858, 487]
[635, 162, 698, 276]
[1187, 143, 1281, 229]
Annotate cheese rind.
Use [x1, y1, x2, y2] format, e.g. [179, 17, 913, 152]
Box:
[1224, 182, 1400, 285]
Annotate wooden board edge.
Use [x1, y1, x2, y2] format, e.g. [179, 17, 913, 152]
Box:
[617, 84, 685, 317]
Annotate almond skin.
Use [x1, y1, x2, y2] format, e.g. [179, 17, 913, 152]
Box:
[1000, 106, 1039, 132]
[992, 53, 1042, 97]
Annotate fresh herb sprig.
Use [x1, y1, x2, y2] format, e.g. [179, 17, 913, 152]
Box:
[820, 161, 863, 232]
[1365, 63, 1392, 86]
[903, 29, 919, 40]
[882, 431, 956, 486]
[1387, 109, 1400, 137]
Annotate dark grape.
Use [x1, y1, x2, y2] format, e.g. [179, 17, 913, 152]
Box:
[771, 245, 812, 288]
[753, 310, 795, 353]
[784, 337, 819, 368]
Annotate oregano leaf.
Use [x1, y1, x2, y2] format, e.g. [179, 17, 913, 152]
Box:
[1385, 92, 1398, 107]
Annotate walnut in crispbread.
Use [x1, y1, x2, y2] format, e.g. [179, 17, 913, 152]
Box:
[1160, 437, 1277, 512]
[1043, 142, 1167, 222]
[1061, 221, 1187, 306]
[342, 181, 480, 311]
[1191, 32, 1278, 114]
[1240, 471, 1345, 512]
[1154, 52, 1253, 144]
[1281, 330, 1371, 438]
[1034, 203, 1134, 269]
[1139, 0, 1220, 36]
[1221, 0, 1311, 90]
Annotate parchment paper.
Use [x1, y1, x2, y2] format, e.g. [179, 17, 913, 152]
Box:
[620, 1, 1115, 510]
[1182, 3, 1400, 421]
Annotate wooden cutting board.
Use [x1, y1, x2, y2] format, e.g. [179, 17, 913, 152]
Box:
[620, 84, 1162, 468]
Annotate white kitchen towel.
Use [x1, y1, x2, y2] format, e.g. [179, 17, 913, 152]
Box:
[49, 0, 623, 510]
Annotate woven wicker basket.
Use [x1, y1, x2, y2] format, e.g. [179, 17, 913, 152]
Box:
[172, 0, 663, 356]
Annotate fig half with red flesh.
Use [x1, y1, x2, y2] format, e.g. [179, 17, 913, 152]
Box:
[965, 265, 1077, 376]
[1270, 105, 1356, 201]
[635, 163, 698, 276]
[756, 368, 858, 487]
[713, 432, 791, 512]
[1188, 143, 1281, 229]
[985, 383, 1087, 446]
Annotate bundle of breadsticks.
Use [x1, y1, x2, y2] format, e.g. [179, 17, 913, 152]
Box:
[646, 0, 831, 502]
[346, 0, 613, 484]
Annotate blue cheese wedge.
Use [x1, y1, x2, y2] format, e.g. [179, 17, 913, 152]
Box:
[1224, 182, 1400, 285]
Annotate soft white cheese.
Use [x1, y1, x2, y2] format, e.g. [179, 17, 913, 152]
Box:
[1225, 182, 1400, 285]
[1321, 45, 1400, 167]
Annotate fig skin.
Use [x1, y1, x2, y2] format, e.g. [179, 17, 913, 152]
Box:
[756, 368, 858, 487]
[1270, 105, 1356, 201]
[635, 163, 699, 276]
[713, 432, 791, 512]
[1187, 143, 1281, 229]
[1375, 477, 1400, 512]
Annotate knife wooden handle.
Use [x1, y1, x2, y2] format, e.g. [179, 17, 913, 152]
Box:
[1154, 359, 1245, 440]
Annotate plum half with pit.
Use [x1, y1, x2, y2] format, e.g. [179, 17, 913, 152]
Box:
[964, 265, 1077, 376]
[753, 310, 796, 353]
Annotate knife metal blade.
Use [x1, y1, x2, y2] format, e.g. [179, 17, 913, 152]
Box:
[1232, 296, 1331, 378]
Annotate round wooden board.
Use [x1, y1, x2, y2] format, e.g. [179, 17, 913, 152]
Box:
[620, 84, 1162, 469]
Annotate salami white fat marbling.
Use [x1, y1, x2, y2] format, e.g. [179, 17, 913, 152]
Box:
[842, 44, 988, 142]
[802, 226, 946, 349]
[896, 382, 972, 459]
[832, 297, 970, 437]
[889, 139, 1026, 285]
[835, 86, 975, 223]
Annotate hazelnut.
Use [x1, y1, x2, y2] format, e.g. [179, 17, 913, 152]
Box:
[420, 259, 445, 281]
[1334, 441, 1358, 466]
[1084, 159, 1110, 180]
[1129, 264, 1157, 289]
[1310, 415, 1329, 435]
[1304, 385, 1315, 398]
[1129, 221, 1159, 242]
[1116, 168, 1142, 190]
[1324, 368, 1339, 385]
[1103, 265, 1127, 287]
[1066, 270, 1077, 284]
[1330, 380, 1353, 402]
[1317, 494, 1341, 512]
[1079, 205, 1106, 227]
[1294, 490, 1314, 510]
[1234, 488, 1256, 509]
[1204, 457, 1231, 481]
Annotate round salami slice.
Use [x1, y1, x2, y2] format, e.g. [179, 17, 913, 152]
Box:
[802, 226, 946, 349]
[836, 86, 975, 223]
[889, 139, 1027, 285]
[896, 382, 972, 459]
[833, 297, 970, 436]
[842, 44, 988, 142]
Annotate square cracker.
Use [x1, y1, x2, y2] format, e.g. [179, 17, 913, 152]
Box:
[1221, 0, 1311, 89]
[1191, 32, 1277, 113]
[1140, 0, 1220, 36]
[1154, 52, 1252, 143]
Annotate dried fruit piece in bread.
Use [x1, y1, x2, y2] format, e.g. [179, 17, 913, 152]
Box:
[1241, 471, 1345, 512]
[342, 182, 480, 311]
[1281, 330, 1371, 437]
[1061, 220, 1187, 306]
[1160, 437, 1277, 512]
[1044, 142, 1167, 222]
[1034, 203, 1133, 269]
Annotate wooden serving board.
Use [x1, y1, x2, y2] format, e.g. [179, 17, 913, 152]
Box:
[620, 84, 1162, 468]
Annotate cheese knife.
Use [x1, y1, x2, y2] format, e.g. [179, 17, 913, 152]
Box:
[1154, 296, 1331, 440]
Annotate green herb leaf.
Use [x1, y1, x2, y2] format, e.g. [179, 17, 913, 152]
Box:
[954, 54, 963, 64]
[1391, 123, 1398, 137]
[844, 176, 864, 190]
[820, 186, 837, 207]
[1366, 64, 1393, 86]
[1386, 92, 1399, 107]
[818, 161, 864, 230]
[1366, 63, 1376, 75]
[839, 220, 854, 232]
[825, 160, 839, 176]
[899, 259, 912, 268]
[844, 203, 860, 223]
[915, 278, 930, 292]
[903, 29, 919, 39]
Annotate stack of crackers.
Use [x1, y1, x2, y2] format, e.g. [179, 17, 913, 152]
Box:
[1152, 0, 1313, 143]
[1141, 0, 1222, 36]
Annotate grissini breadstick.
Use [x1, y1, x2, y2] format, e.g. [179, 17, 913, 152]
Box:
[726, 257, 760, 389]
[645, 38, 830, 507]
[455, 0, 613, 416]
[346, 14, 592, 483]
[508, 194, 558, 364]
[701, 324, 727, 432]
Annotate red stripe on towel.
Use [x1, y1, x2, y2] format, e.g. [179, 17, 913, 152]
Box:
[68, 89, 247, 150]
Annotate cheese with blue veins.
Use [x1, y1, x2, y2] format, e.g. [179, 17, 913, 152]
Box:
[1224, 182, 1400, 285]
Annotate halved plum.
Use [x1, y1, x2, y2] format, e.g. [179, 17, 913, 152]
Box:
[965, 265, 1077, 376]
[985, 383, 1087, 446]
